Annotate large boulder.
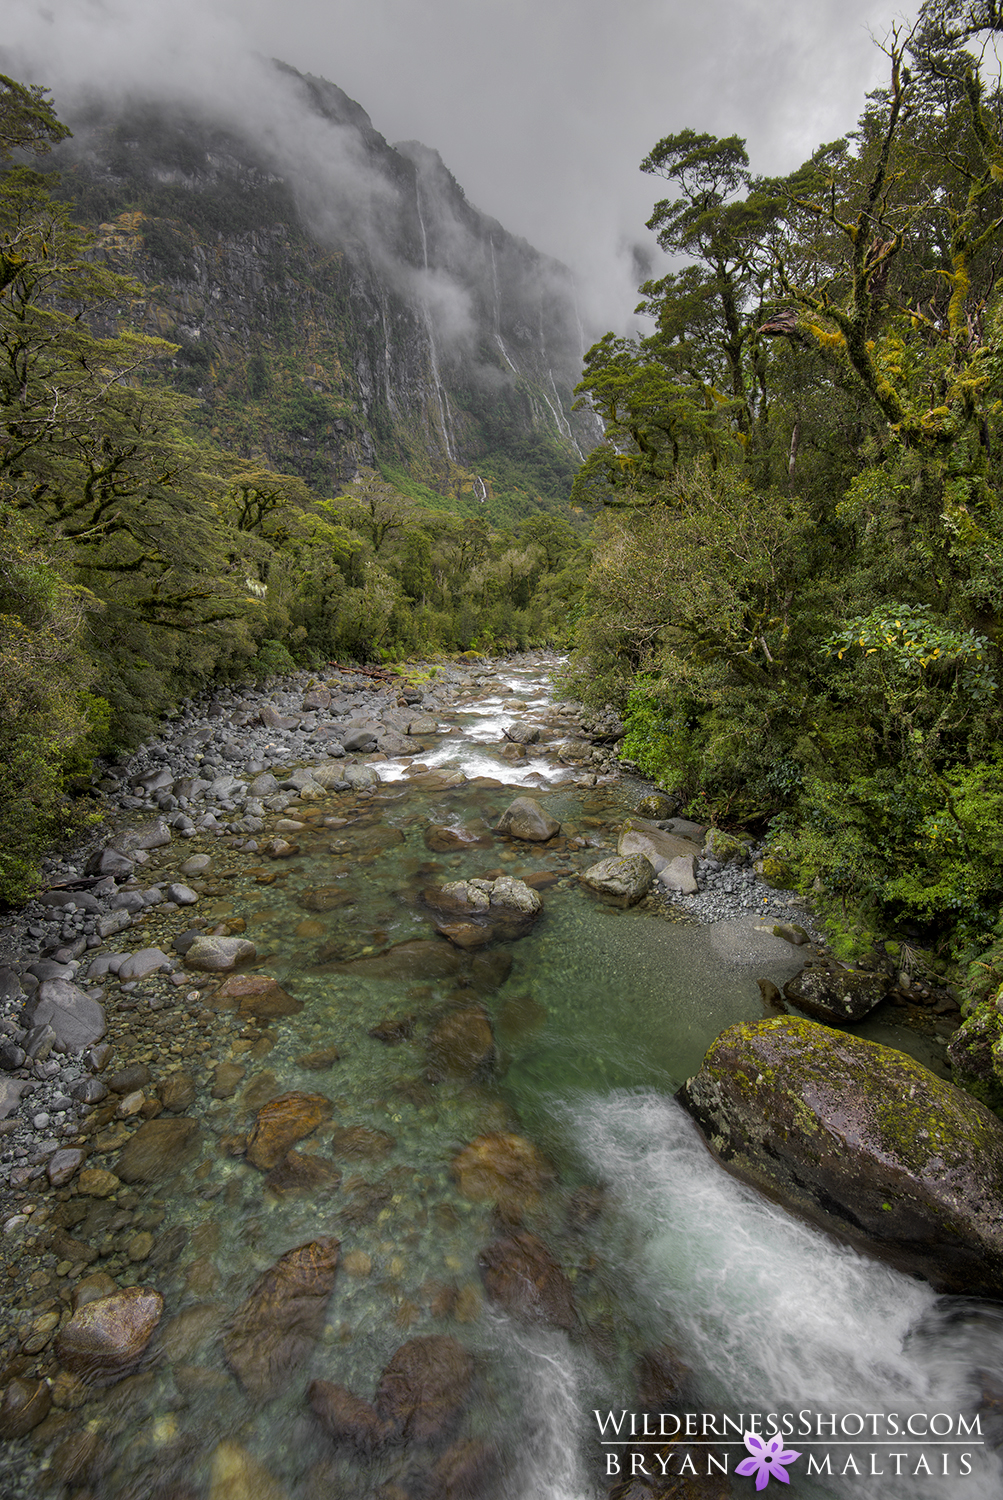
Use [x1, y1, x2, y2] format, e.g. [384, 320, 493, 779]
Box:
[223, 1239, 340, 1401]
[678, 1016, 1003, 1296]
[424, 876, 541, 943]
[616, 819, 700, 873]
[783, 966, 890, 1024]
[495, 796, 560, 842]
[579, 854, 654, 907]
[23, 980, 105, 1053]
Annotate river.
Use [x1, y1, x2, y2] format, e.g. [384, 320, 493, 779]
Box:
[11, 656, 1003, 1500]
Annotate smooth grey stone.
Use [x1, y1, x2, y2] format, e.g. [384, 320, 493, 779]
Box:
[70, 1076, 108, 1103]
[47, 1148, 86, 1186]
[24, 980, 106, 1052]
[27, 960, 73, 982]
[86, 848, 135, 880]
[109, 891, 146, 912]
[166, 884, 198, 905]
[0, 968, 23, 1003]
[117, 948, 171, 982]
[112, 816, 173, 852]
[133, 767, 175, 793]
[0, 1079, 33, 1119]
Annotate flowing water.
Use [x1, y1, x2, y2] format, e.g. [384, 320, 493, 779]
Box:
[27, 660, 1003, 1499]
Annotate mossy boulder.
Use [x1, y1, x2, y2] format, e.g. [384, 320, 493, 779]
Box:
[754, 854, 795, 890]
[636, 792, 677, 820]
[678, 1016, 1003, 1296]
[703, 828, 750, 864]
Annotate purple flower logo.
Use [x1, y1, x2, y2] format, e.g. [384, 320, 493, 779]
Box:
[736, 1432, 801, 1490]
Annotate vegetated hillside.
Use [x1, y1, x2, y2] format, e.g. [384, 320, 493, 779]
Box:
[49, 63, 600, 525]
[563, 1, 1003, 1061]
[0, 70, 592, 905]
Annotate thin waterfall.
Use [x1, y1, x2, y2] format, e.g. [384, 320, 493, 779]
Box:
[415, 183, 456, 462]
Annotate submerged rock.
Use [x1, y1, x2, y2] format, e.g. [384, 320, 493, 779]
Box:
[208, 1441, 291, 1500]
[0, 1377, 51, 1438]
[478, 1231, 576, 1330]
[451, 1132, 554, 1216]
[329, 939, 463, 981]
[679, 1016, 1003, 1297]
[223, 1238, 340, 1401]
[495, 796, 560, 841]
[246, 1092, 334, 1169]
[309, 1380, 390, 1453]
[427, 1005, 495, 1079]
[116, 1117, 201, 1184]
[374, 1335, 474, 1443]
[55, 1286, 163, 1381]
[214, 972, 303, 1019]
[783, 965, 889, 1023]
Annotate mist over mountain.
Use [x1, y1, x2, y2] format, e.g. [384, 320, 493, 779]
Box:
[33, 57, 600, 512]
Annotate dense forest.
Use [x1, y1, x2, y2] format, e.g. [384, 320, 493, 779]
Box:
[563, 0, 1003, 1095]
[0, 73, 587, 904]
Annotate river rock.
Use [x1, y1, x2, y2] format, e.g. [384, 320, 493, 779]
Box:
[308, 1380, 391, 1453]
[678, 1016, 1003, 1297]
[86, 847, 135, 879]
[329, 1126, 396, 1161]
[428, 1005, 495, 1078]
[407, 714, 439, 735]
[246, 1092, 334, 1169]
[424, 876, 541, 940]
[478, 1231, 576, 1330]
[55, 1286, 163, 1380]
[47, 1147, 86, 1187]
[617, 819, 700, 872]
[160, 1072, 196, 1112]
[184, 936, 257, 972]
[208, 1441, 291, 1500]
[329, 939, 463, 981]
[214, 972, 303, 1019]
[265, 1151, 342, 1195]
[0, 1078, 33, 1119]
[636, 792, 677, 819]
[115, 1116, 201, 1183]
[451, 1133, 554, 1216]
[298, 885, 355, 912]
[0, 1377, 51, 1438]
[117, 947, 172, 982]
[343, 763, 381, 789]
[579, 854, 654, 906]
[425, 821, 493, 852]
[659, 854, 698, 894]
[783, 966, 890, 1023]
[23, 980, 106, 1052]
[311, 762, 348, 789]
[703, 827, 750, 863]
[495, 796, 560, 841]
[223, 1238, 340, 1401]
[375, 1335, 474, 1443]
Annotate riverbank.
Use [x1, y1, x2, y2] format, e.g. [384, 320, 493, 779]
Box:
[0, 650, 974, 1500]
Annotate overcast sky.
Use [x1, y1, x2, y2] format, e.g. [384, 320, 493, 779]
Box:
[7, 0, 918, 335]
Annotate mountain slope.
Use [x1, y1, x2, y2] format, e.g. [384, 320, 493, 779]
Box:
[51, 64, 599, 520]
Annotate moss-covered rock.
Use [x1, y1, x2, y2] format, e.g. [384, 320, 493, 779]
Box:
[947, 1001, 1003, 1116]
[703, 828, 750, 864]
[783, 965, 889, 1023]
[754, 854, 795, 889]
[678, 1016, 1003, 1296]
[636, 792, 677, 820]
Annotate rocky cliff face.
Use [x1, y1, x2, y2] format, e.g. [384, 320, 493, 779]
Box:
[53, 64, 599, 511]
